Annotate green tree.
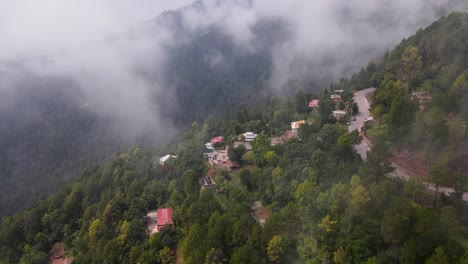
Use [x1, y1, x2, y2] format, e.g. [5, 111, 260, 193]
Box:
[252, 133, 270, 168]
[205, 248, 224, 264]
[180, 223, 206, 264]
[333, 247, 346, 264]
[267, 235, 285, 264]
[239, 169, 255, 192]
[428, 162, 453, 201]
[386, 93, 418, 138]
[361, 139, 394, 183]
[425, 247, 449, 264]
[264, 150, 277, 164]
[19, 248, 48, 264]
[401, 46, 422, 92]
[404, 177, 427, 203]
[350, 185, 370, 214]
[158, 246, 176, 264]
[228, 144, 246, 165]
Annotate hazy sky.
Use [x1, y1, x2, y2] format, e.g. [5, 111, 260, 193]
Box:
[0, 0, 192, 58]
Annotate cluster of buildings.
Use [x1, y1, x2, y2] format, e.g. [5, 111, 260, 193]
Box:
[271, 121, 305, 145]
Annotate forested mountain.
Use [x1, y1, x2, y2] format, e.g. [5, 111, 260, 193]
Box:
[1, 11, 468, 263]
[337, 12, 468, 183]
[0, 73, 129, 216]
[1, 0, 467, 218]
[1, 84, 466, 263]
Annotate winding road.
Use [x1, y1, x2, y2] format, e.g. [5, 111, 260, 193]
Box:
[348, 88, 375, 160]
[350, 88, 468, 202]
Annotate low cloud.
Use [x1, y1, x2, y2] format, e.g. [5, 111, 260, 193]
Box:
[0, 0, 466, 142]
[0, 0, 192, 142]
[178, 0, 468, 90]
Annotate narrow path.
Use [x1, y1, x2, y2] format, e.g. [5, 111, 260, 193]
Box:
[350, 88, 468, 202]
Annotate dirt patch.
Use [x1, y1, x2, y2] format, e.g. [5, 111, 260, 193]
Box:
[49, 243, 73, 264]
[391, 149, 429, 177]
[251, 201, 271, 227]
[453, 154, 468, 173]
[392, 148, 468, 185]
[271, 130, 297, 146]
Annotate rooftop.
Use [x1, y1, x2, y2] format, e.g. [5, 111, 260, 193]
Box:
[159, 155, 177, 165]
[291, 120, 306, 130]
[333, 110, 347, 115]
[211, 136, 224, 144]
[157, 208, 174, 232]
[201, 175, 216, 188]
[308, 99, 320, 108]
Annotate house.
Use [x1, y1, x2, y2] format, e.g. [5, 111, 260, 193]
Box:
[243, 132, 257, 142]
[226, 161, 240, 171]
[211, 136, 224, 144]
[335, 89, 344, 94]
[331, 94, 342, 102]
[159, 155, 177, 165]
[200, 175, 216, 190]
[291, 120, 306, 133]
[332, 110, 347, 120]
[205, 142, 215, 152]
[233, 141, 253, 150]
[157, 208, 174, 232]
[308, 99, 320, 108]
[412, 91, 432, 109]
[207, 149, 229, 167]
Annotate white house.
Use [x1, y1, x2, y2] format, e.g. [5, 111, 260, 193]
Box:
[159, 155, 177, 165]
[243, 132, 258, 142]
[332, 110, 347, 120]
[205, 142, 215, 151]
[331, 94, 342, 102]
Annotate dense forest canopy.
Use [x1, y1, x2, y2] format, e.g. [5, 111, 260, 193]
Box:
[1, 87, 466, 263]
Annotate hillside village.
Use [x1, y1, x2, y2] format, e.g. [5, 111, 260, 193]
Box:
[148, 83, 461, 256]
[2, 12, 468, 264]
[29, 71, 467, 263]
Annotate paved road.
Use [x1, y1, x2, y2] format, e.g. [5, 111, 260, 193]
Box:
[350, 88, 468, 202]
[348, 88, 375, 160]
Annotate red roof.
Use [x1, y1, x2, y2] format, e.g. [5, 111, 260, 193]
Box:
[308, 99, 320, 108]
[157, 208, 174, 231]
[211, 136, 224, 144]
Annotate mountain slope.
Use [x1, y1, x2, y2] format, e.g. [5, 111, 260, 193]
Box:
[1, 2, 467, 218]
